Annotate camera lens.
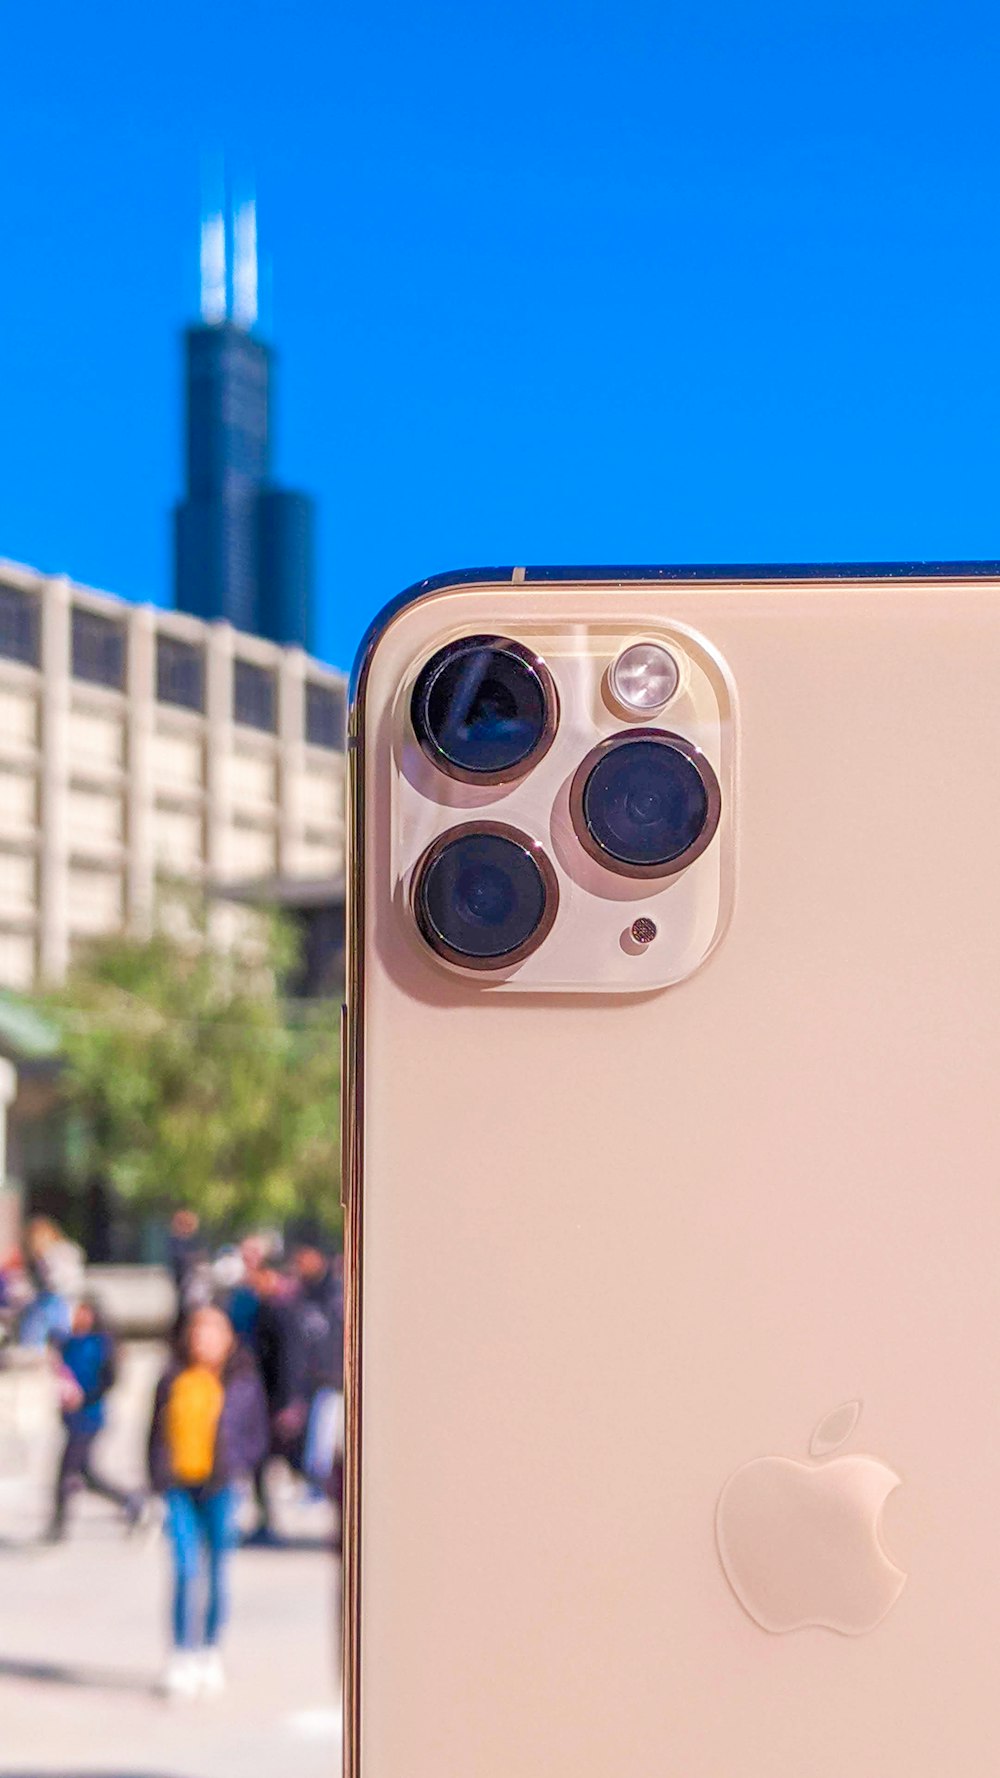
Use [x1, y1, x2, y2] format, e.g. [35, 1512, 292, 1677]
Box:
[413, 823, 559, 969]
[411, 636, 558, 783]
[571, 730, 721, 878]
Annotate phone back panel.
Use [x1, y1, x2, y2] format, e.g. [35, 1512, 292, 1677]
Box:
[347, 574, 1000, 1777]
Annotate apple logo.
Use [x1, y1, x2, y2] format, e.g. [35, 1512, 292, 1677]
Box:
[716, 1402, 906, 1636]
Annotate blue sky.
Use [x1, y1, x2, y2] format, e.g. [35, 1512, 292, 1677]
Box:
[1, 1, 998, 669]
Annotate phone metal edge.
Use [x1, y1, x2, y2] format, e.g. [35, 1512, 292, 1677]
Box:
[348, 559, 1000, 707]
[343, 573, 496, 1778]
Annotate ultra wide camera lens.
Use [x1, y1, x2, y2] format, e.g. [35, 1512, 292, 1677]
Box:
[570, 730, 721, 878]
[411, 636, 557, 783]
[413, 823, 559, 969]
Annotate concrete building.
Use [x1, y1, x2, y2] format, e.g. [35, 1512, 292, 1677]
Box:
[0, 559, 346, 994]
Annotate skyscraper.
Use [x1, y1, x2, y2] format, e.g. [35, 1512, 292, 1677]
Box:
[173, 199, 317, 651]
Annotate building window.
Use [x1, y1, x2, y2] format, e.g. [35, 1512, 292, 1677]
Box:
[0, 583, 40, 667]
[157, 634, 204, 712]
[305, 680, 345, 750]
[72, 606, 126, 690]
[233, 658, 276, 732]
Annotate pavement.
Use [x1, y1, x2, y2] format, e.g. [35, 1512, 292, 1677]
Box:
[0, 1342, 342, 1778]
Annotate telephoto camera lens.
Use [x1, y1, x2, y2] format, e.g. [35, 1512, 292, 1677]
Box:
[411, 636, 558, 783]
[571, 730, 721, 878]
[413, 823, 559, 969]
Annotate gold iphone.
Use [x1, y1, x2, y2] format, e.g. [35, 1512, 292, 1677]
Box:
[343, 566, 1000, 1775]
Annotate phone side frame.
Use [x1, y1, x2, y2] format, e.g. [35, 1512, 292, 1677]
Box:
[343, 571, 481, 1778]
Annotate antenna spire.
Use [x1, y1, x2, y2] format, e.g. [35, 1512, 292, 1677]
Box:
[232, 196, 258, 331]
[200, 209, 227, 325]
[198, 161, 258, 332]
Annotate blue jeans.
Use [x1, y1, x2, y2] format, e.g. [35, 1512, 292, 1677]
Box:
[165, 1485, 236, 1650]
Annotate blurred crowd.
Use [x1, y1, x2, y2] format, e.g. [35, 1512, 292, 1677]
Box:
[167, 1209, 345, 1551]
[0, 1208, 344, 1700]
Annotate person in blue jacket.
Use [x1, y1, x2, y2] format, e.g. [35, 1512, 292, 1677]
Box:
[47, 1299, 143, 1541]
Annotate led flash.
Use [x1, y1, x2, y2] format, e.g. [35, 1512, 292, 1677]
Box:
[608, 642, 680, 715]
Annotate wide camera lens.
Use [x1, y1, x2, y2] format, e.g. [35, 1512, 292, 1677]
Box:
[571, 731, 721, 878]
[413, 824, 559, 968]
[411, 636, 557, 782]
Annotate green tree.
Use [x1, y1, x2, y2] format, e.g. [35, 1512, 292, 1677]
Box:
[46, 899, 340, 1233]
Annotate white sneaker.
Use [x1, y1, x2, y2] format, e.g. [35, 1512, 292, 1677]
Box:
[199, 1648, 226, 1696]
[162, 1650, 200, 1701]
